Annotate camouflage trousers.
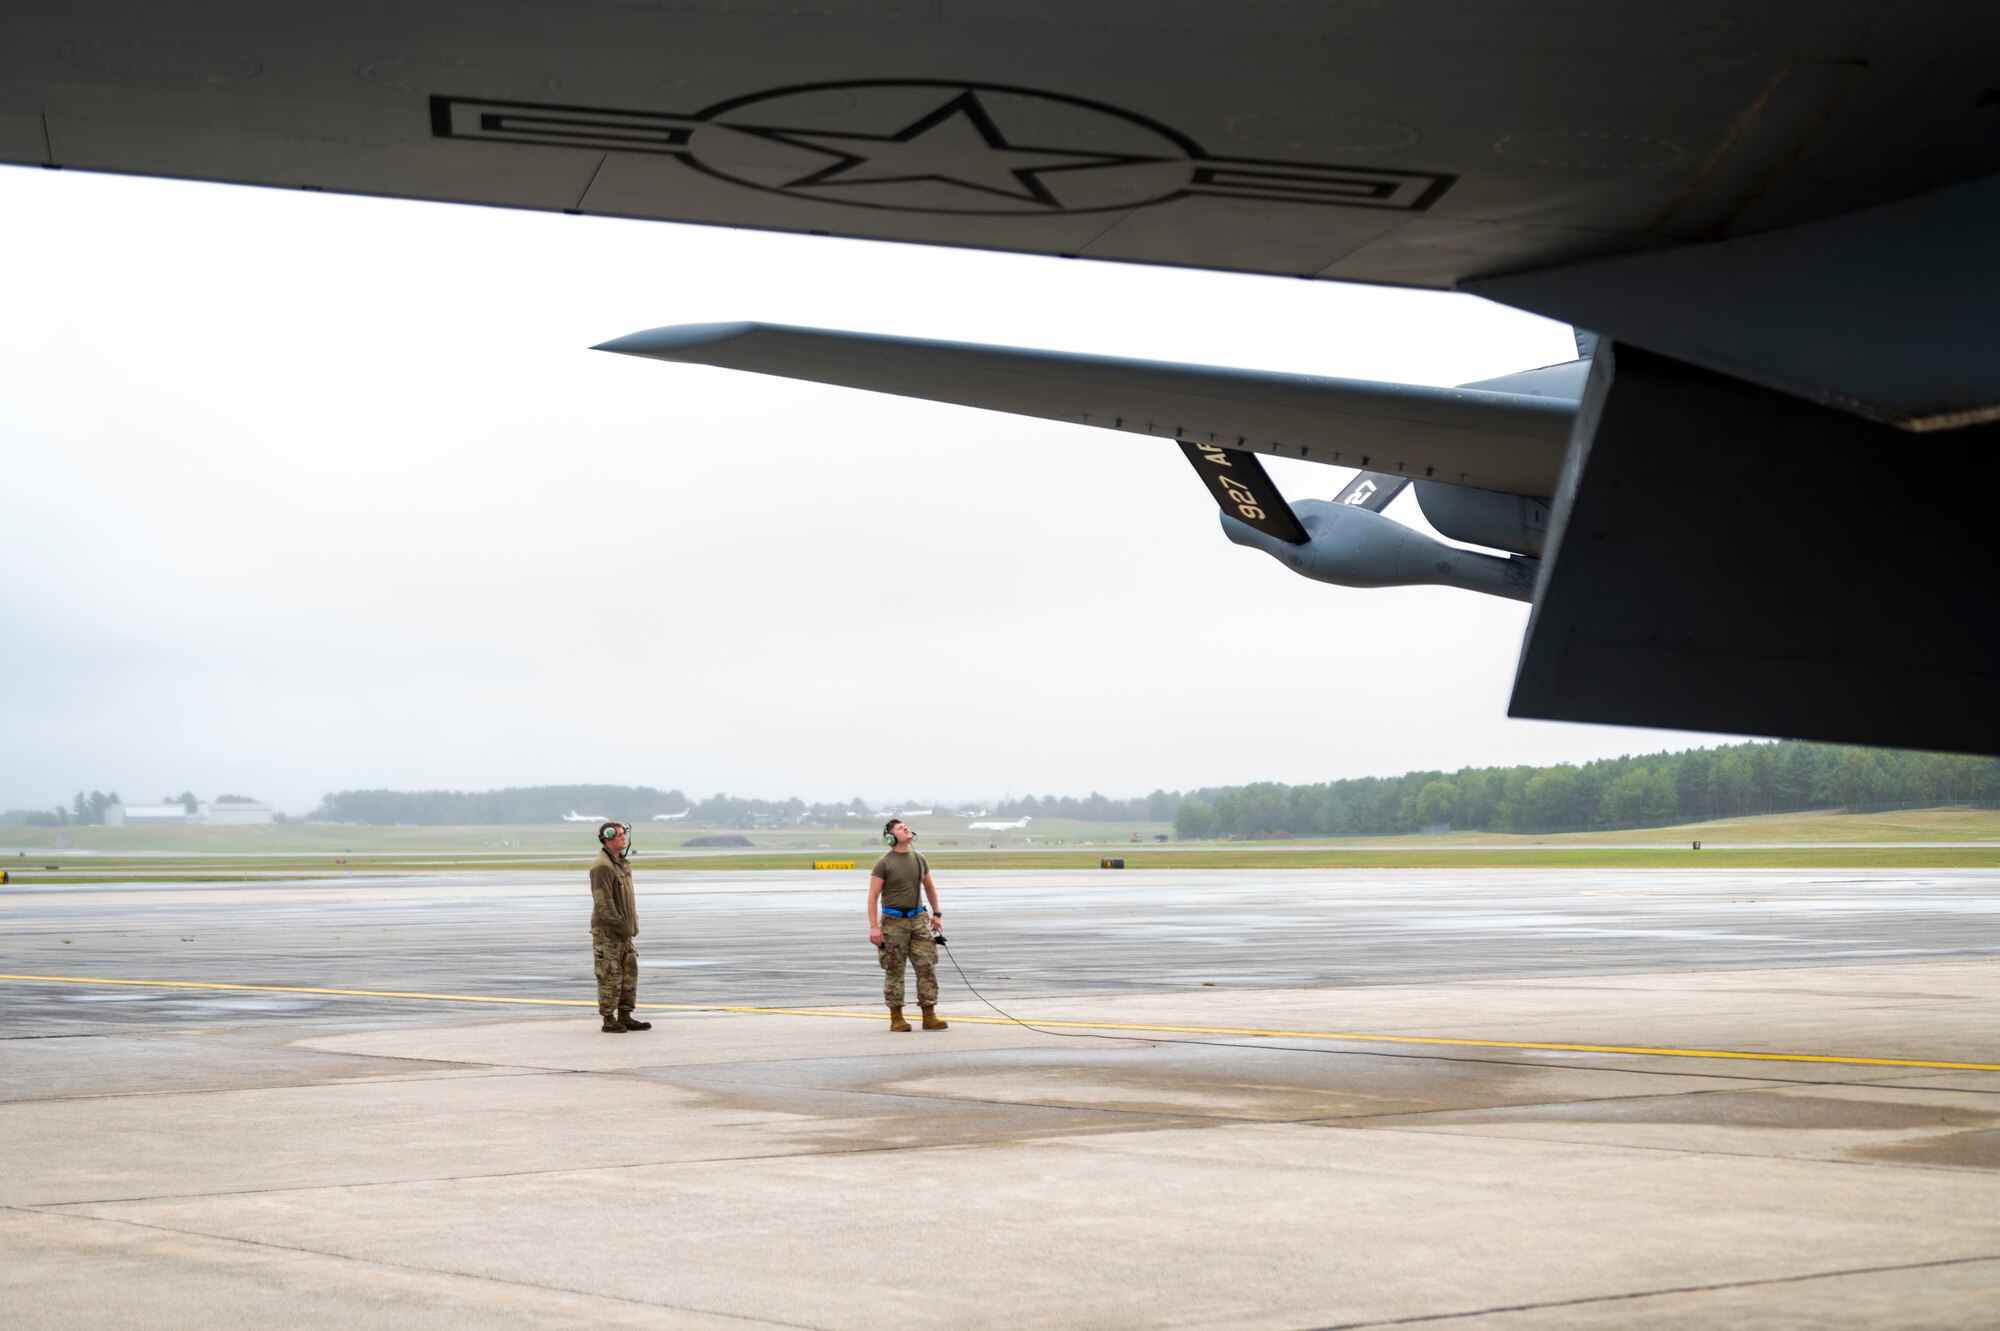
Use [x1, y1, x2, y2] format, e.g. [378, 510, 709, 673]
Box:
[591, 928, 637, 1016]
[877, 913, 939, 1008]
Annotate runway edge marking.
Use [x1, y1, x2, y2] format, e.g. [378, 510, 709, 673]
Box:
[6, 973, 1997, 1072]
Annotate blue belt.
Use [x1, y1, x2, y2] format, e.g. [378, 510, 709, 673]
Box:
[880, 905, 927, 918]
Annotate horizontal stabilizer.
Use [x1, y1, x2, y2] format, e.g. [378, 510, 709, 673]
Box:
[1178, 441, 1309, 544]
[596, 323, 1575, 498]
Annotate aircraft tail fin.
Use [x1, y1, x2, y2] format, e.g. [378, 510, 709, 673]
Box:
[1177, 441, 1309, 544]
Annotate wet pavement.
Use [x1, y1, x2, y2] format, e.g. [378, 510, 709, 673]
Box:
[7, 868, 2000, 1024]
[3, 869, 1998, 1328]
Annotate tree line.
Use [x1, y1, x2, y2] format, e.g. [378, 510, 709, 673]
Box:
[301, 786, 1189, 827]
[0, 791, 281, 828]
[986, 790, 1184, 822]
[308, 786, 906, 827]
[0, 790, 202, 827]
[1172, 740, 2000, 840]
[9, 741, 1994, 832]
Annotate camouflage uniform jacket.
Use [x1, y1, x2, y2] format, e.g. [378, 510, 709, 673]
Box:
[589, 849, 637, 938]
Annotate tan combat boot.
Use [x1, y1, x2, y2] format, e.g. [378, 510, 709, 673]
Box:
[921, 1006, 949, 1030]
[619, 1011, 652, 1031]
[600, 1015, 625, 1033]
[888, 1006, 911, 1032]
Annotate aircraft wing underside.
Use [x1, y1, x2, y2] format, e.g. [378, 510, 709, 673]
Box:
[596, 322, 1574, 499]
[9, 3, 2000, 752]
[4, 4, 1999, 424]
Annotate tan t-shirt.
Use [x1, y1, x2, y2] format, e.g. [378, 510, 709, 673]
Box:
[872, 849, 928, 911]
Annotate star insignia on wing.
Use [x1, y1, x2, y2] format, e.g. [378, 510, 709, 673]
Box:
[729, 90, 1168, 207]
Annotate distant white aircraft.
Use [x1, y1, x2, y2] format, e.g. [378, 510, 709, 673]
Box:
[651, 809, 691, 821]
[969, 815, 1032, 831]
[898, 808, 934, 817]
[562, 811, 606, 823]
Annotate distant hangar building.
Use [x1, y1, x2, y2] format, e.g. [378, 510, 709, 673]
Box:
[105, 804, 195, 827]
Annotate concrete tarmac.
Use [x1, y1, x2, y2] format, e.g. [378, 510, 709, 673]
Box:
[4, 868, 1999, 1328]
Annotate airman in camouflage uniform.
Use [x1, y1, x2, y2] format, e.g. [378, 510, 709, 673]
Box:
[589, 823, 651, 1033]
[867, 818, 947, 1032]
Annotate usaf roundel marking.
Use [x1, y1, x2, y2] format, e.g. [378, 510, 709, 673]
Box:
[432, 81, 1452, 215]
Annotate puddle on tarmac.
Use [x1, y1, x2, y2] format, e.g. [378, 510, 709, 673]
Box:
[869, 1051, 1548, 1122]
[654, 1043, 1550, 1140]
[1848, 1127, 2000, 1171]
[1407, 1089, 2000, 1134]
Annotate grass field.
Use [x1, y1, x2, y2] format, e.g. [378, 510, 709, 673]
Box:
[2, 808, 1997, 883]
[1477, 806, 2000, 846]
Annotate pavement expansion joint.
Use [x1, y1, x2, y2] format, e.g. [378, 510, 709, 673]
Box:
[9, 1066, 551, 1106]
[1301, 1080, 1784, 1127]
[0, 1032, 127, 1041]
[25, 1133, 1048, 1211]
[16, 1207, 829, 1331]
[1301, 1119, 1988, 1174]
[670, 1071, 1242, 1125]
[1303, 1251, 2000, 1330]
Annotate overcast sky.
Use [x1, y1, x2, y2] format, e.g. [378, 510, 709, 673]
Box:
[2, 164, 1712, 814]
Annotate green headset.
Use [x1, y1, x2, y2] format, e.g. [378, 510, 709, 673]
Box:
[598, 821, 631, 848]
[882, 819, 911, 846]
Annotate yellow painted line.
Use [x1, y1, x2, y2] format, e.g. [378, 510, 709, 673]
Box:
[944, 1016, 2000, 1071]
[4, 973, 1998, 1072]
[0, 973, 885, 1019]
[0, 973, 602, 1007]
